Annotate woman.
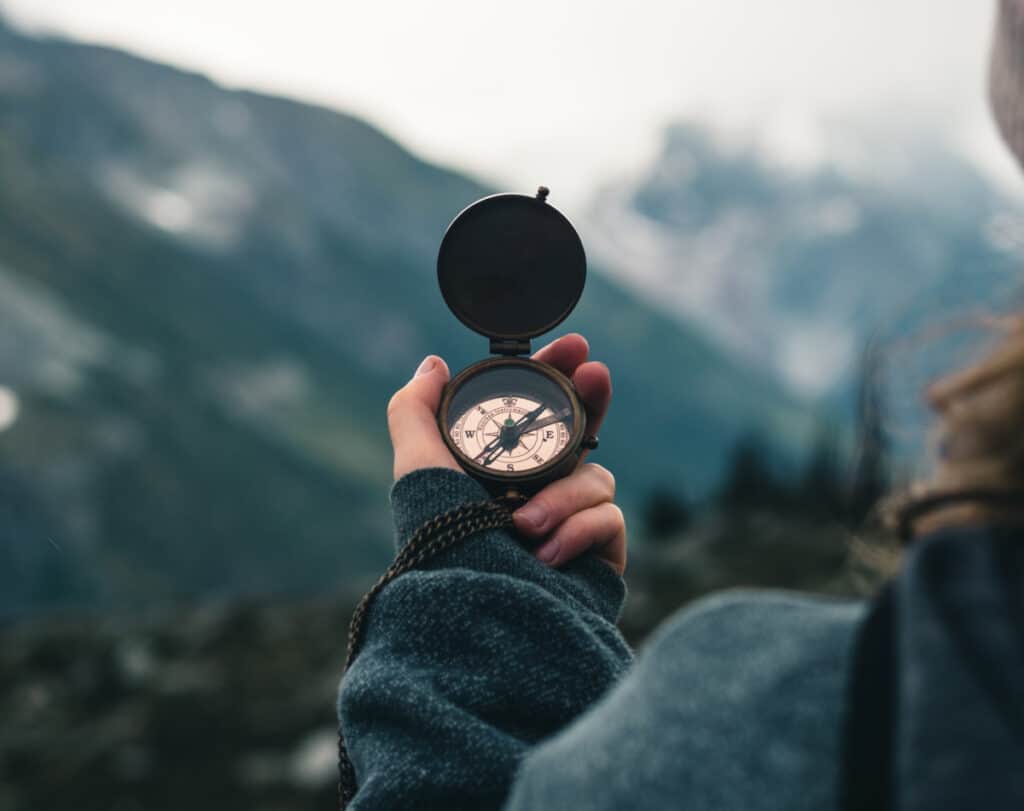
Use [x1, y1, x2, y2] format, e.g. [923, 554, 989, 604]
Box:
[338, 3, 1024, 807]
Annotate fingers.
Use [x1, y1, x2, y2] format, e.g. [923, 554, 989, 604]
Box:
[571, 361, 612, 439]
[533, 333, 612, 443]
[513, 462, 616, 537]
[534, 502, 627, 575]
[532, 333, 589, 377]
[512, 463, 626, 574]
[387, 356, 462, 480]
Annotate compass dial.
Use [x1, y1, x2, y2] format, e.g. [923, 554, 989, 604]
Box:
[439, 357, 586, 491]
[449, 395, 572, 473]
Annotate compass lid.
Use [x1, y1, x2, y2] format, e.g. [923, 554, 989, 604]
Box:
[437, 189, 586, 343]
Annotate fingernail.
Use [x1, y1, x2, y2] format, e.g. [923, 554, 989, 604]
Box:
[414, 356, 437, 377]
[514, 503, 548, 533]
[536, 539, 560, 564]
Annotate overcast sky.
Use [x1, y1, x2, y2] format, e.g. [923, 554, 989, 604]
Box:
[3, 1, 1018, 205]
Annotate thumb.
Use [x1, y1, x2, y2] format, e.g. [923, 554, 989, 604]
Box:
[387, 356, 461, 480]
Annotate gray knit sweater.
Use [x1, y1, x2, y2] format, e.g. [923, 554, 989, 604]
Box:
[337, 467, 1024, 809]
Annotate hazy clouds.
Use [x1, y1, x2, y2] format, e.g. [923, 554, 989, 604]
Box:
[2, 1, 1014, 204]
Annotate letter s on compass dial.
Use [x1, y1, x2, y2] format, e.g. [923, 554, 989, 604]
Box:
[437, 357, 591, 494]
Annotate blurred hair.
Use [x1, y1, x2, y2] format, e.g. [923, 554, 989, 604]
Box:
[883, 314, 1024, 539]
[881, 0, 1024, 539]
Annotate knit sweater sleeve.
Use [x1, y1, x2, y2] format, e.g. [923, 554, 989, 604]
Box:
[336, 467, 634, 811]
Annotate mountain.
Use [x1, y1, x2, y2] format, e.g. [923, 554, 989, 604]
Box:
[587, 120, 1024, 407]
[0, 22, 817, 614]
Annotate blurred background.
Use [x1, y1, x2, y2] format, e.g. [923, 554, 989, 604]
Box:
[1, 1, 1022, 809]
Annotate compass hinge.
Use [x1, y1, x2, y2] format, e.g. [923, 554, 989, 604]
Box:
[490, 338, 532, 355]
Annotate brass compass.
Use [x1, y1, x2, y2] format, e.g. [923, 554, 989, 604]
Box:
[436, 187, 597, 496]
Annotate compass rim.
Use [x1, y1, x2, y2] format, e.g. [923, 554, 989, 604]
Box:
[438, 356, 586, 488]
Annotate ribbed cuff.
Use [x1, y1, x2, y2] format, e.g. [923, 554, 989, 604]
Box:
[389, 468, 492, 552]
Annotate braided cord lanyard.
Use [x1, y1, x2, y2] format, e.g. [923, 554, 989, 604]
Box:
[337, 494, 527, 809]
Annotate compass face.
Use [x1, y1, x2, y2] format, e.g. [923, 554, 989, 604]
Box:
[440, 358, 582, 481]
[450, 395, 572, 473]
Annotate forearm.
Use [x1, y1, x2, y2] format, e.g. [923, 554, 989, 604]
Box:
[337, 468, 633, 810]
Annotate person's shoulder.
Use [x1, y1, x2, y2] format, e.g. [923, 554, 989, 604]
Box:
[635, 588, 867, 730]
[630, 590, 867, 802]
[506, 589, 869, 810]
[646, 588, 866, 683]
[656, 588, 866, 650]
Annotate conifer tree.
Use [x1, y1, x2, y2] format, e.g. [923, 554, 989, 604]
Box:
[848, 340, 890, 524]
[643, 487, 692, 542]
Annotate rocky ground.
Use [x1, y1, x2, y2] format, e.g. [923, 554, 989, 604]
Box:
[1, 586, 366, 811]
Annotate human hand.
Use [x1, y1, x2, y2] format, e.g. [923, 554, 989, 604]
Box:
[511, 462, 625, 574]
[386, 353, 462, 481]
[386, 333, 625, 573]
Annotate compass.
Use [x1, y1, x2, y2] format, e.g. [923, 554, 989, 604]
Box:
[436, 187, 598, 496]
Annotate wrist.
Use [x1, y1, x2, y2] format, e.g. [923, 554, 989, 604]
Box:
[390, 468, 491, 551]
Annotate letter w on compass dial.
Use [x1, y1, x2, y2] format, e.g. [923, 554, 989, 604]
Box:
[450, 395, 572, 473]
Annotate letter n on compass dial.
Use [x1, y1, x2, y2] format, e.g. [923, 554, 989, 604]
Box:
[450, 395, 571, 473]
